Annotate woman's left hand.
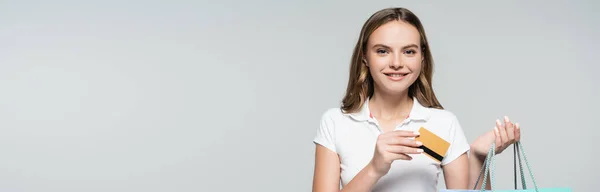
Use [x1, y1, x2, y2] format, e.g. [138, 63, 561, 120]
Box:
[470, 116, 521, 159]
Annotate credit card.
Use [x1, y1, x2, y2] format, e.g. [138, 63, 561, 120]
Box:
[415, 127, 450, 163]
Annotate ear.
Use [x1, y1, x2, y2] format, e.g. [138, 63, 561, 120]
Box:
[362, 55, 368, 67]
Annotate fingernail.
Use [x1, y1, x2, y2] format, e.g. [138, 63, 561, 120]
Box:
[516, 123, 520, 129]
[416, 141, 423, 146]
[494, 127, 499, 133]
[413, 131, 420, 135]
[496, 119, 501, 125]
[417, 149, 423, 153]
[504, 116, 510, 122]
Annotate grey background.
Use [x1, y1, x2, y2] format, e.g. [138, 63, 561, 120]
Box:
[1, 0, 598, 191]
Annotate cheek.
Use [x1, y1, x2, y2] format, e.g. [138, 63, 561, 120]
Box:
[406, 58, 422, 72]
[368, 57, 390, 69]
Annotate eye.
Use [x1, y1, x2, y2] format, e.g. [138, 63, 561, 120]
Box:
[404, 49, 417, 55]
[376, 49, 389, 55]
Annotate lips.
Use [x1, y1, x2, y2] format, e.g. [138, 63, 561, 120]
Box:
[384, 73, 407, 77]
[384, 72, 409, 81]
[384, 72, 408, 77]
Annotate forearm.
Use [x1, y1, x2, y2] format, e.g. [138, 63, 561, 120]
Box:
[468, 150, 491, 190]
[340, 163, 382, 192]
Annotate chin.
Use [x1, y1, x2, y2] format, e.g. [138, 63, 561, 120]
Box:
[382, 86, 411, 95]
[374, 77, 416, 94]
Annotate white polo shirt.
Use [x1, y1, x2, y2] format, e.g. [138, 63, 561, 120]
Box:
[313, 98, 470, 192]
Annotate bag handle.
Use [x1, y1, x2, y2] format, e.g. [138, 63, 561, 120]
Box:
[479, 142, 497, 191]
[472, 146, 493, 190]
[514, 141, 539, 190]
[472, 141, 540, 191]
[514, 144, 527, 189]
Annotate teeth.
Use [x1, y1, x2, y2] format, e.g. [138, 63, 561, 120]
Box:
[389, 74, 403, 77]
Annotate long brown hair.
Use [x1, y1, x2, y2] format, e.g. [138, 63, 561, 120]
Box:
[341, 7, 443, 113]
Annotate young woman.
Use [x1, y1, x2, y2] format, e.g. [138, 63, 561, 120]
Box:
[312, 7, 521, 192]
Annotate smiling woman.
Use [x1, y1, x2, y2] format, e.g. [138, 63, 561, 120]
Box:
[361, 20, 432, 109]
[312, 7, 522, 192]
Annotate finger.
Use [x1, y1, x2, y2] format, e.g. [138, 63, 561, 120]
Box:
[388, 130, 420, 138]
[494, 126, 502, 151]
[386, 138, 423, 147]
[385, 145, 424, 154]
[389, 153, 413, 161]
[504, 116, 515, 143]
[496, 119, 508, 148]
[515, 122, 521, 141]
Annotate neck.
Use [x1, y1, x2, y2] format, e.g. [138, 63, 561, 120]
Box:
[368, 90, 413, 120]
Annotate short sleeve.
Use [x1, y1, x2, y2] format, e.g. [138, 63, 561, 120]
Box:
[441, 115, 470, 165]
[313, 109, 337, 153]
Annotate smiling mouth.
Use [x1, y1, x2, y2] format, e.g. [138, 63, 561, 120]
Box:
[384, 73, 408, 77]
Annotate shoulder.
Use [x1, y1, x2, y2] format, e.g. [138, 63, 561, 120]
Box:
[422, 108, 464, 137]
[319, 107, 346, 124]
[318, 107, 362, 131]
[426, 109, 470, 165]
[314, 108, 346, 153]
[322, 107, 344, 117]
[321, 107, 345, 121]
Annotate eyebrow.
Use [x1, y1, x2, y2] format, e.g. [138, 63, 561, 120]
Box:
[372, 44, 419, 50]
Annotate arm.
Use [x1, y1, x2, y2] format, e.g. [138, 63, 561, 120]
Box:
[468, 151, 491, 190]
[442, 152, 469, 189]
[445, 115, 520, 190]
[466, 117, 521, 190]
[442, 151, 491, 190]
[312, 144, 383, 192]
[443, 114, 482, 190]
[339, 161, 382, 192]
[312, 144, 341, 192]
[339, 131, 422, 192]
[313, 131, 422, 192]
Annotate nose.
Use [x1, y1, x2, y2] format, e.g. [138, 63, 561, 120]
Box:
[390, 52, 403, 69]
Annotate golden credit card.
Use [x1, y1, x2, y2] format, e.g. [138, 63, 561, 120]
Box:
[415, 127, 450, 163]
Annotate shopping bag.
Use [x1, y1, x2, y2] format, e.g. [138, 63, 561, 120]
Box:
[440, 141, 571, 192]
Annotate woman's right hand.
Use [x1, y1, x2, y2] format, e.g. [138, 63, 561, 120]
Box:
[369, 130, 424, 177]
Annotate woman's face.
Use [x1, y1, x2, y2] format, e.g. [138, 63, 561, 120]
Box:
[364, 20, 423, 96]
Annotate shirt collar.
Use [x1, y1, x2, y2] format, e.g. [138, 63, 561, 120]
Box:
[346, 97, 431, 122]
